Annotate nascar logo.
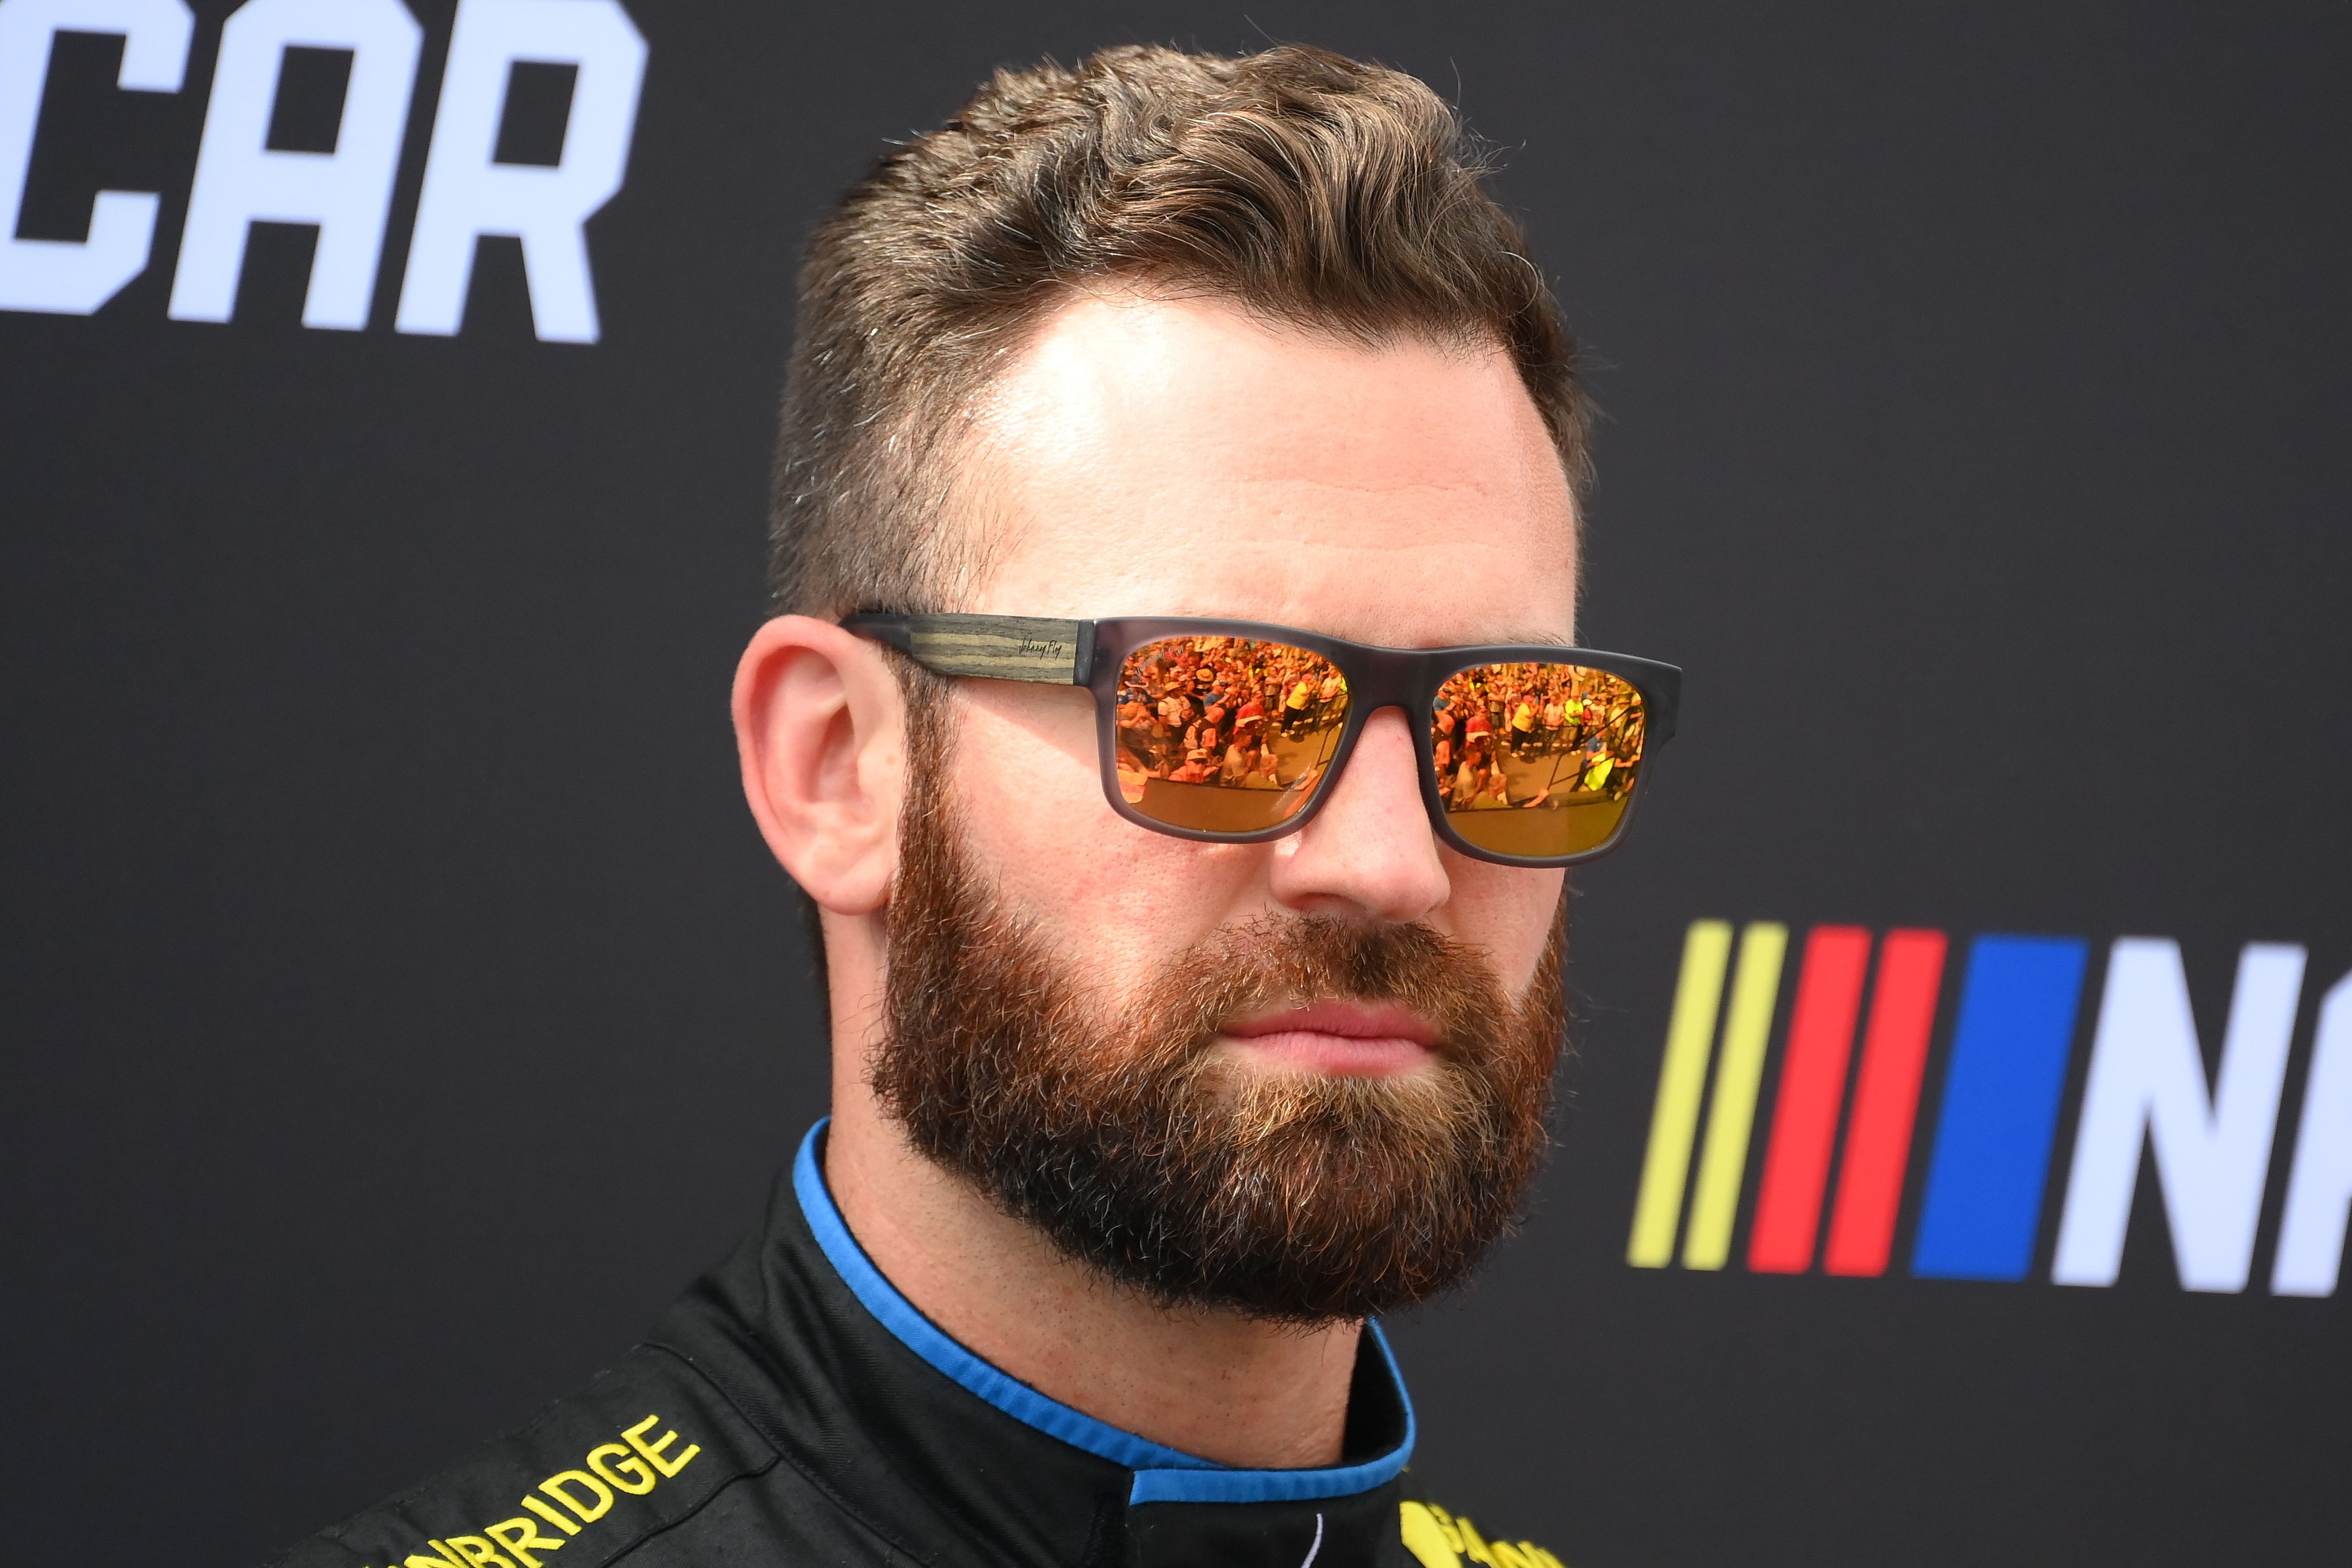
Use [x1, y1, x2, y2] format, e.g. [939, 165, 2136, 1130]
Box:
[1627, 921, 2352, 1295]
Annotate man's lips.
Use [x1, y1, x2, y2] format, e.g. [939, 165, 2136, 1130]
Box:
[1219, 1001, 1438, 1077]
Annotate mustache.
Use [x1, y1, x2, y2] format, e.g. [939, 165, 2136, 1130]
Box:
[885, 795, 1526, 1067]
[1114, 912, 1521, 1071]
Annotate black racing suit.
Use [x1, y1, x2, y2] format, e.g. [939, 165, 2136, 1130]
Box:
[266, 1125, 1563, 1568]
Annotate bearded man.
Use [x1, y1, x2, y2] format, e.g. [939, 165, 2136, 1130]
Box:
[270, 42, 1677, 1568]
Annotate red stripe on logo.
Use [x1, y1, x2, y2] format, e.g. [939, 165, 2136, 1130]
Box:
[1748, 926, 1873, 1273]
[1823, 929, 1949, 1276]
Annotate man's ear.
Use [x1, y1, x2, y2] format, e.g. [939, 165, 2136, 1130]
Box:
[732, 616, 908, 917]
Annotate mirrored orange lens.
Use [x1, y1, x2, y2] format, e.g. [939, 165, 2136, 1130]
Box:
[1113, 636, 1348, 834]
[1431, 662, 1647, 859]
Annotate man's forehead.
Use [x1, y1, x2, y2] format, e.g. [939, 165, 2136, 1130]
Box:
[963, 291, 1579, 645]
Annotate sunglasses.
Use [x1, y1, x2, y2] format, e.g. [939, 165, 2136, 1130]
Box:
[842, 613, 1680, 867]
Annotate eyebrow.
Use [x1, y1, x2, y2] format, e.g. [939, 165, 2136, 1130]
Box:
[1467, 628, 1576, 649]
[1093, 613, 1580, 651]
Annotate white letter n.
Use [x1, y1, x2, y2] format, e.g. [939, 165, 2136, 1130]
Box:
[2053, 939, 2305, 1292]
[2272, 970, 2352, 1296]
[394, 0, 644, 342]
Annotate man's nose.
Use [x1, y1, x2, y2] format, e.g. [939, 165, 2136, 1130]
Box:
[1266, 707, 1449, 924]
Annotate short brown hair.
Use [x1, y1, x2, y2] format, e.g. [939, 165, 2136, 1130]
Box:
[766, 42, 1588, 618]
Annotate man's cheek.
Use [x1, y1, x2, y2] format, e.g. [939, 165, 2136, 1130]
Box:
[992, 823, 1224, 981]
[1447, 865, 1566, 993]
[949, 760, 1128, 935]
[949, 732, 1096, 854]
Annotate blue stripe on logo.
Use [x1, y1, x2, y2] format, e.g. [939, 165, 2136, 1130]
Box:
[1910, 936, 2090, 1281]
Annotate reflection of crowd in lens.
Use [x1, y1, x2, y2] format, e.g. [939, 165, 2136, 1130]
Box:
[1115, 638, 1345, 803]
[1430, 662, 1644, 813]
[1113, 639, 1644, 815]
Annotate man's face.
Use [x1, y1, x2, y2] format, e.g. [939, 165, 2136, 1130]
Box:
[872, 292, 1580, 1318]
[947, 291, 1578, 999]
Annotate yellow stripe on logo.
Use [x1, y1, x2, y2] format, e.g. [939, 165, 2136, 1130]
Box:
[1627, 920, 1735, 1266]
[1682, 921, 1789, 1269]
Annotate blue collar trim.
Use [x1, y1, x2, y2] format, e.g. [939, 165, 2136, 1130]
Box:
[791, 1120, 1415, 1505]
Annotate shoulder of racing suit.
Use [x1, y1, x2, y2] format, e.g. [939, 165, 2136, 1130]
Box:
[1396, 1482, 1571, 1568]
[260, 1341, 817, 1567]
[264, 1124, 1583, 1568]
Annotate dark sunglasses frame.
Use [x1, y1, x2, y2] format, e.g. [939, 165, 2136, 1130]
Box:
[841, 612, 1681, 867]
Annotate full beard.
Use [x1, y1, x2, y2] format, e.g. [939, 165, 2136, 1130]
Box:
[871, 707, 1568, 1325]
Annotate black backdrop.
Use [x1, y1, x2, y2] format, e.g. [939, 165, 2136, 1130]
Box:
[5, 2, 2349, 1563]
